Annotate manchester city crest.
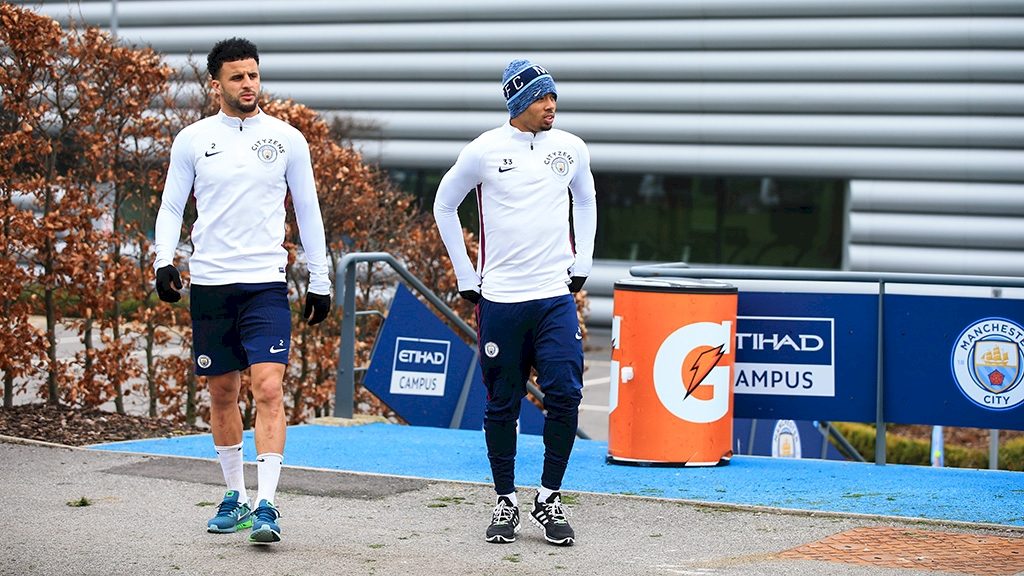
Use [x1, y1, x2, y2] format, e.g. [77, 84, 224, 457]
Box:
[550, 157, 569, 177]
[544, 150, 573, 178]
[950, 317, 1024, 411]
[771, 419, 801, 458]
[256, 143, 279, 163]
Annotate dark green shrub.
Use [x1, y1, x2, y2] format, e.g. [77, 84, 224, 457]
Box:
[999, 437, 1024, 471]
[831, 422, 1003, 469]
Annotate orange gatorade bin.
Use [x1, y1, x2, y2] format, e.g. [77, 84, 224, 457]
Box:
[607, 278, 738, 467]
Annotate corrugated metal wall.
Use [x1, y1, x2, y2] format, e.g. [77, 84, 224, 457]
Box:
[25, 0, 1024, 278]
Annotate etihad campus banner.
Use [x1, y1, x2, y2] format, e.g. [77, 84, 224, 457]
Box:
[732, 287, 1023, 431]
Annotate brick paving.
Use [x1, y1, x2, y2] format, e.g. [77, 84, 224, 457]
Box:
[778, 527, 1024, 575]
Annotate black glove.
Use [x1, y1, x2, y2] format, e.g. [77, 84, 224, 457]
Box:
[304, 292, 331, 326]
[155, 265, 182, 303]
[568, 276, 587, 293]
[459, 289, 482, 304]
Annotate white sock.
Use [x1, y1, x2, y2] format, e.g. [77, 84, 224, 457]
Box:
[498, 492, 517, 506]
[214, 443, 248, 504]
[537, 486, 556, 503]
[256, 452, 283, 505]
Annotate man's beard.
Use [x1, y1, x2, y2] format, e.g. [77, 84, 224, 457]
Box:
[225, 93, 258, 114]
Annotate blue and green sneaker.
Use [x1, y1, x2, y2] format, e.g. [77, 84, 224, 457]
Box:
[207, 490, 253, 533]
[248, 499, 281, 544]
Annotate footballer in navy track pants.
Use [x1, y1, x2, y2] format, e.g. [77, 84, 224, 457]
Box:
[433, 58, 597, 545]
[477, 294, 584, 496]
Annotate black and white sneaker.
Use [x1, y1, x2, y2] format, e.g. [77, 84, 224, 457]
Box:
[530, 492, 575, 546]
[485, 496, 520, 543]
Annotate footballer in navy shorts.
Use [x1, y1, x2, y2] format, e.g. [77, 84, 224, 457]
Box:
[190, 282, 292, 375]
[153, 37, 332, 544]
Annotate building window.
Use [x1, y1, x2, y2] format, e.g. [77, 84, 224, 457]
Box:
[593, 174, 845, 269]
[389, 168, 845, 269]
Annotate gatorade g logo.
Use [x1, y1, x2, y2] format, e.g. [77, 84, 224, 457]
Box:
[653, 321, 732, 423]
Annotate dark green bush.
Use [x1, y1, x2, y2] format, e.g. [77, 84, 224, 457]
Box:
[830, 422, 1017, 470]
[999, 437, 1024, 471]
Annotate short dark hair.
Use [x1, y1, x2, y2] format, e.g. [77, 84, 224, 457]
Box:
[207, 37, 259, 79]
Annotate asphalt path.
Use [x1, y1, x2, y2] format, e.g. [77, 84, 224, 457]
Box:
[5, 437, 1019, 576]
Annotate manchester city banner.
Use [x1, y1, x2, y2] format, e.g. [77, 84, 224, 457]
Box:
[885, 292, 1024, 430]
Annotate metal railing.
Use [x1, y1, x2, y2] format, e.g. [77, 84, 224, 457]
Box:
[333, 252, 589, 439]
[630, 262, 1024, 466]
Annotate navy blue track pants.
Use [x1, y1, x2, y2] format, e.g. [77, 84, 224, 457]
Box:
[476, 294, 583, 495]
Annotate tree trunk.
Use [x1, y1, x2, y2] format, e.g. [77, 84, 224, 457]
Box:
[83, 316, 94, 405]
[3, 372, 13, 409]
[146, 323, 157, 418]
[2, 208, 13, 409]
[44, 285, 58, 406]
[111, 303, 125, 415]
[42, 186, 59, 406]
[185, 366, 197, 427]
[111, 217, 125, 415]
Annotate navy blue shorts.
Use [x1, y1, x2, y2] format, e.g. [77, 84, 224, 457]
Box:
[477, 294, 584, 422]
[190, 282, 291, 376]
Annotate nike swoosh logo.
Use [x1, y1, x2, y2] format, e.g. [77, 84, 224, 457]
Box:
[575, 330, 582, 340]
[498, 166, 516, 173]
[205, 150, 223, 157]
[269, 346, 287, 354]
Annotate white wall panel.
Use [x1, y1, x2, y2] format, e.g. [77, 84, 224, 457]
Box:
[29, 0, 1024, 26]
[239, 81, 1024, 115]
[849, 181, 1024, 215]
[848, 180, 1024, 275]
[358, 140, 1024, 182]
[101, 20, 1024, 51]
[20, 0, 1024, 282]
[167, 50, 1024, 82]
[849, 213, 1024, 249]
[342, 110, 1024, 148]
[847, 244, 1024, 276]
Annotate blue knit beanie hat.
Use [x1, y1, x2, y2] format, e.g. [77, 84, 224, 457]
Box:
[502, 59, 557, 119]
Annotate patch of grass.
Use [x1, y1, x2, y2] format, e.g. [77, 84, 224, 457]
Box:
[502, 554, 521, 563]
[694, 504, 743, 514]
[368, 543, 385, 549]
[842, 492, 884, 499]
[559, 493, 580, 505]
[195, 501, 216, 507]
[649, 533, 663, 538]
[428, 496, 468, 508]
[66, 496, 91, 507]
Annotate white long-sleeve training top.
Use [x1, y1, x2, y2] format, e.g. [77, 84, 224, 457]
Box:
[153, 110, 330, 295]
[433, 122, 598, 303]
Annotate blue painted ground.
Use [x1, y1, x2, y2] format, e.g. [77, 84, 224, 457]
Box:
[91, 423, 1024, 527]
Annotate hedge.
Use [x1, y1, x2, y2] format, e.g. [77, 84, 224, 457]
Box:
[832, 422, 1024, 471]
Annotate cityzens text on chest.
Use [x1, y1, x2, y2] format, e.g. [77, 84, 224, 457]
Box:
[252, 138, 285, 153]
[544, 150, 574, 166]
